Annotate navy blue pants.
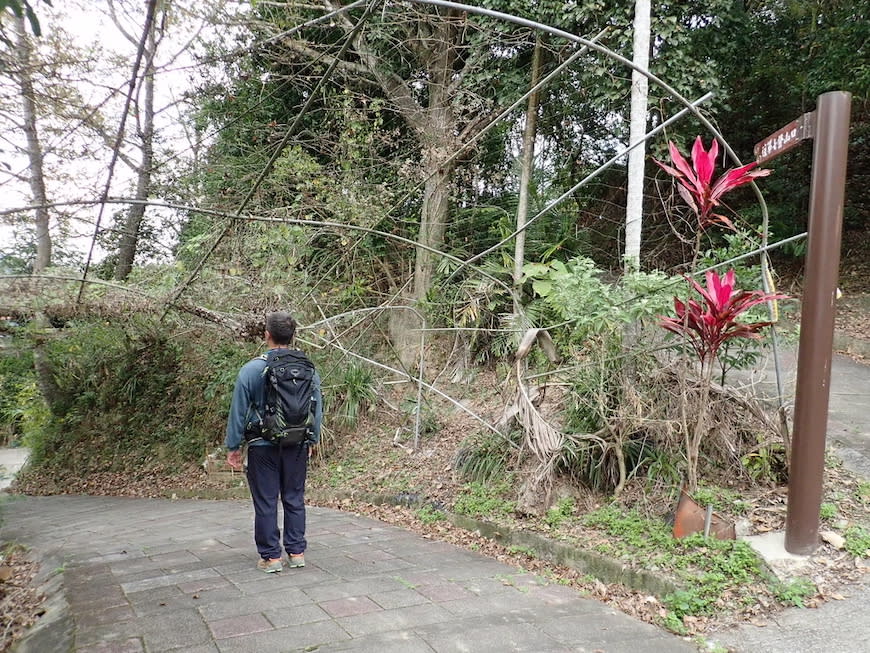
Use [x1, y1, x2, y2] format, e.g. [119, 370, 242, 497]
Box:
[246, 443, 308, 559]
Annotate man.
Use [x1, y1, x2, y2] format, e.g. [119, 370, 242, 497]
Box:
[225, 311, 322, 573]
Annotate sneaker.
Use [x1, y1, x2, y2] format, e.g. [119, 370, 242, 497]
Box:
[257, 558, 283, 573]
[287, 553, 305, 568]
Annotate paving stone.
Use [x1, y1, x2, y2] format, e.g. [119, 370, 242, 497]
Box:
[120, 567, 219, 593]
[320, 595, 383, 618]
[307, 629, 436, 652]
[159, 645, 220, 653]
[214, 620, 351, 653]
[111, 568, 171, 584]
[207, 613, 274, 640]
[233, 566, 334, 592]
[303, 577, 405, 602]
[80, 636, 144, 652]
[414, 582, 474, 602]
[367, 588, 430, 610]
[141, 542, 203, 557]
[436, 588, 547, 621]
[67, 585, 128, 613]
[262, 603, 332, 628]
[135, 607, 213, 651]
[75, 619, 141, 649]
[537, 612, 697, 651]
[197, 587, 313, 621]
[336, 602, 454, 638]
[344, 548, 398, 563]
[318, 558, 415, 580]
[210, 558, 259, 576]
[84, 551, 145, 565]
[419, 619, 564, 652]
[65, 563, 114, 585]
[177, 576, 233, 594]
[190, 549, 244, 566]
[109, 557, 171, 577]
[74, 603, 137, 629]
[148, 550, 203, 568]
[523, 582, 597, 606]
[131, 593, 205, 618]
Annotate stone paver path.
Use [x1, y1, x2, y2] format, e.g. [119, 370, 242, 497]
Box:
[1, 495, 696, 652]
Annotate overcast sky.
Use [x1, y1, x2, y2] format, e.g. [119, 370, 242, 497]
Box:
[1, 0, 210, 265]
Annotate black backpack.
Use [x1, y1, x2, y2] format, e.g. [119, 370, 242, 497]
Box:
[247, 349, 316, 447]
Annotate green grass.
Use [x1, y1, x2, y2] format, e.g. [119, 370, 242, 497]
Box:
[453, 480, 515, 519]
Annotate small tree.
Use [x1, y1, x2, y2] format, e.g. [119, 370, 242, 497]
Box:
[659, 268, 786, 491]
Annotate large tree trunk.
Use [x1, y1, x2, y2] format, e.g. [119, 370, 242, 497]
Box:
[114, 6, 158, 281]
[31, 313, 61, 415]
[13, 13, 52, 273]
[413, 149, 454, 301]
[624, 0, 651, 271]
[513, 36, 543, 314]
[411, 17, 457, 302]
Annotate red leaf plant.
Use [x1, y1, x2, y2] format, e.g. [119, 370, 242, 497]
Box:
[660, 268, 787, 364]
[655, 137, 772, 230]
[659, 268, 787, 492]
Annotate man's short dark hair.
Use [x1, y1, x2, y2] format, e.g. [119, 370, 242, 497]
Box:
[266, 311, 297, 345]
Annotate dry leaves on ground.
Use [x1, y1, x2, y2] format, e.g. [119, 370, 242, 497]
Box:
[0, 548, 42, 653]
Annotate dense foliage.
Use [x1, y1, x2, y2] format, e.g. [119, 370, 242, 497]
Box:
[0, 0, 862, 501]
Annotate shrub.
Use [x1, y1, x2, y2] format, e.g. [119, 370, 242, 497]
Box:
[20, 318, 253, 477]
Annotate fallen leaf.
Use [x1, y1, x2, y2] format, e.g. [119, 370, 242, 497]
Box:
[821, 531, 846, 549]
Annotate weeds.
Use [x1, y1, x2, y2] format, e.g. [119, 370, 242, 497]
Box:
[506, 545, 535, 557]
[544, 497, 576, 529]
[772, 577, 816, 607]
[330, 363, 377, 430]
[844, 526, 870, 557]
[691, 485, 750, 516]
[416, 505, 447, 524]
[454, 430, 520, 484]
[584, 504, 771, 630]
[453, 480, 515, 519]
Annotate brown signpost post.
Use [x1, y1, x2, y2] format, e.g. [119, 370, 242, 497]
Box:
[753, 91, 852, 555]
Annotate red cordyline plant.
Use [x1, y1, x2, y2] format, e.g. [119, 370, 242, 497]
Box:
[660, 268, 787, 365]
[659, 268, 787, 492]
[655, 136, 772, 230]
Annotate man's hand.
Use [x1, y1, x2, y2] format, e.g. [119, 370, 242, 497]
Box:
[226, 449, 243, 471]
[308, 444, 318, 459]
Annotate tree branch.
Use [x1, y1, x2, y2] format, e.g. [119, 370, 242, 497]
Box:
[320, 0, 427, 133]
[279, 37, 370, 77]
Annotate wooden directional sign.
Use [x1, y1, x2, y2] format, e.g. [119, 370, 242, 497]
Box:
[754, 111, 816, 164]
